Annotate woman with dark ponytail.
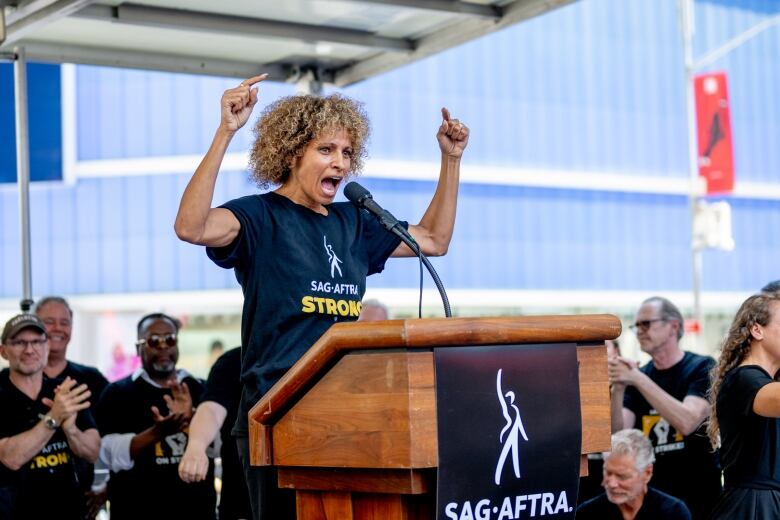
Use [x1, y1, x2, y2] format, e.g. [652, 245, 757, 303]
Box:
[708, 291, 780, 519]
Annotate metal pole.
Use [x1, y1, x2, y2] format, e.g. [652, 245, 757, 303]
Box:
[13, 46, 34, 312]
[679, 0, 703, 343]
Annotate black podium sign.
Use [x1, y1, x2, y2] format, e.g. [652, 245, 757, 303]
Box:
[434, 343, 582, 520]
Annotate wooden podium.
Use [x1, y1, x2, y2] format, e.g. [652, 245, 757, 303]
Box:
[249, 315, 621, 519]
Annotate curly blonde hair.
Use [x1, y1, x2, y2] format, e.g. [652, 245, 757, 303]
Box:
[247, 94, 370, 188]
[708, 291, 780, 448]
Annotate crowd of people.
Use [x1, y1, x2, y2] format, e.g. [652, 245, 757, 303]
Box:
[0, 292, 396, 520]
[575, 281, 780, 520]
[3, 289, 779, 520]
[0, 76, 778, 520]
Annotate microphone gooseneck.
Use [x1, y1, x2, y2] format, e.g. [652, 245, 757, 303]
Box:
[344, 181, 452, 318]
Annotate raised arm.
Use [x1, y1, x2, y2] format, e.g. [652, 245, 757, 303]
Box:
[393, 107, 470, 257]
[100, 382, 194, 472]
[174, 74, 267, 247]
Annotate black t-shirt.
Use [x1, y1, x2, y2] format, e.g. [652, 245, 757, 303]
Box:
[0, 370, 96, 520]
[717, 365, 780, 490]
[623, 351, 721, 519]
[576, 487, 692, 519]
[94, 373, 216, 520]
[201, 347, 250, 520]
[207, 192, 402, 435]
[47, 361, 109, 404]
[577, 453, 606, 505]
[45, 360, 109, 489]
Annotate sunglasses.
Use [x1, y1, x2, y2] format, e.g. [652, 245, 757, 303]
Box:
[628, 318, 666, 332]
[135, 333, 177, 350]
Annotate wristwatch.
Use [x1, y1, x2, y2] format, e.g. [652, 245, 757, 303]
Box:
[38, 414, 59, 430]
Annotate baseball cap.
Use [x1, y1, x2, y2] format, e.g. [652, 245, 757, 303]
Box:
[2, 314, 47, 344]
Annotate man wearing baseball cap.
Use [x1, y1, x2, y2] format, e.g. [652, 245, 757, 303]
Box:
[0, 314, 100, 520]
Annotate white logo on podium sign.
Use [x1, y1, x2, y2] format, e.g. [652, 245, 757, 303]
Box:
[494, 368, 529, 485]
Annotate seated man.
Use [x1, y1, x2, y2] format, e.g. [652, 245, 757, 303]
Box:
[577, 429, 691, 520]
[95, 313, 216, 520]
[0, 314, 99, 520]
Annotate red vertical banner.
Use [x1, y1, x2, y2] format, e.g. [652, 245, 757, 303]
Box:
[695, 72, 735, 194]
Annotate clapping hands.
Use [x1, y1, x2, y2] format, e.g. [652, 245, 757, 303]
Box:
[42, 377, 91, 430]
[150, 381, 193, 436]
[608, 356, 640, 387]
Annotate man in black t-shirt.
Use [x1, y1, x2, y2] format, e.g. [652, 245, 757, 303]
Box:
[95, 313, 216, 520]
[0, 313, 100, 520]
[35, 296, 109, 516]
[179, 347, 252, 520]
[34, 296, 109, 399]
[577, 429, 691, 520]
[609, 297, 721, 519]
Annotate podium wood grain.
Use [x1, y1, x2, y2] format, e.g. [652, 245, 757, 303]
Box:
[249, 315, 620, 520]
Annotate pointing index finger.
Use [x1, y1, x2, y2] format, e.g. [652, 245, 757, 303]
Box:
[242, 73, 269, 87]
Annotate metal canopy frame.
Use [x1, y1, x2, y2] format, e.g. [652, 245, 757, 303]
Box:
[1, 0, 576, 310]
[1, 0, 575, 87]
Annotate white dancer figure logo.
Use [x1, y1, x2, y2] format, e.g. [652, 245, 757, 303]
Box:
[323, 235, 343, 278]
[494, 368, 529, 486]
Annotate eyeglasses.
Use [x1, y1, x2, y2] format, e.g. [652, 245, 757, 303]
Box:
[136, 334, 177, 350]
[7, 338, 47, 349]
[629, 318, 667, 332]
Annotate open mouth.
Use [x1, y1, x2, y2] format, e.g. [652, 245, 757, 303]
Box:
[321, 176, 342, 198]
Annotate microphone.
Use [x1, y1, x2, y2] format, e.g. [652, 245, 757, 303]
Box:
[343, 181, 452, 318]
[343, 182, 410, 238]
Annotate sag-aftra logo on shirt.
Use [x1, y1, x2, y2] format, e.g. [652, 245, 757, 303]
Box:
[29, 440, 71, 469]
[642, 411, 684, 453]
[300, 234, 362, 317]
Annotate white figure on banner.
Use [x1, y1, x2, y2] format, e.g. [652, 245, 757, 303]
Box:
[494, 368, 529, 485]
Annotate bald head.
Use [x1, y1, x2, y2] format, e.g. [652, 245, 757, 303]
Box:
[358, 299, 389, 322]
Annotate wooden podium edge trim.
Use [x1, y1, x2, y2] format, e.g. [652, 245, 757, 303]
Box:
[249, 314, 621, 429]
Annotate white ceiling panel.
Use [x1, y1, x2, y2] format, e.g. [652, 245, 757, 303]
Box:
[1, 0, 576, 86]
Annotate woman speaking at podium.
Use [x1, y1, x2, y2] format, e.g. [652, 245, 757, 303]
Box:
[174, 73, 469, 519]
